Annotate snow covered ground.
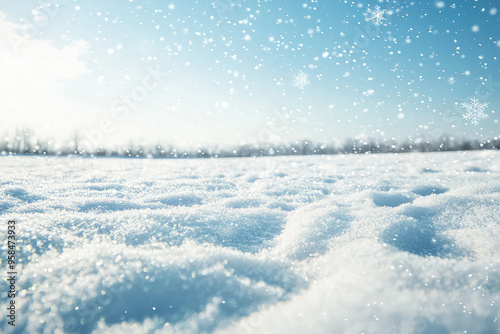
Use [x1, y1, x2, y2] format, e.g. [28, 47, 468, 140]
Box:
[1, 151, 499, 334]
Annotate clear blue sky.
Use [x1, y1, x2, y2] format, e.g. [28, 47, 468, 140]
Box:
[1, 0, 499, 148]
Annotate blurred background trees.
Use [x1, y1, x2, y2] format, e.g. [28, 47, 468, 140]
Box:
[0, 127, 498, 158]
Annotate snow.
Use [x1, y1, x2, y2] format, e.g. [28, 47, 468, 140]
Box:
[365, 5, 387, 27]
[461, 97, 490, 126]
[1, 151, 499, 333]
[292, 71, 310, 90]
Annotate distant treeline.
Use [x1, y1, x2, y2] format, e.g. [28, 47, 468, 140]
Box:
[1, 128, 499, 158]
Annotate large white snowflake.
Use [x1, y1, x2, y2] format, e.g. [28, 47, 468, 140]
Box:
[365, 5, 387, 26]
[293, 71, 310, 90]
[461, 97, 489, 126]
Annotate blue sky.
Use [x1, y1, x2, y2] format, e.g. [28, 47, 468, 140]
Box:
[0, 0, 499, 148]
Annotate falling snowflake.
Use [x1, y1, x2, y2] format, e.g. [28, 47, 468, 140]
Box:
[461, 97, 489, 126]
[448, 76, 455, 85]
[293, 71, 310, 90]
[365, 5, 387, 26]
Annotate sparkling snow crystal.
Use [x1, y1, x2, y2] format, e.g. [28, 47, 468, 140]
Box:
[365, 5, 387, 26]
[293, 71, 310, 90]
[461, 96, 489, 126]
[448, 76, 456, 85]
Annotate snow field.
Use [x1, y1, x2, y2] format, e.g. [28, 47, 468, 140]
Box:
[0, 151, 499, 333]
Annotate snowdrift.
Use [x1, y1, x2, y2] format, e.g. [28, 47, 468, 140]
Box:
[0, 151, 499, 333]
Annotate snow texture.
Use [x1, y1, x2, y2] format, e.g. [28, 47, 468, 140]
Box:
[1, 151, 500, 333]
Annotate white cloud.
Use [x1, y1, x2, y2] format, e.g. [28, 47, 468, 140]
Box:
[0, 13, 94, 137]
